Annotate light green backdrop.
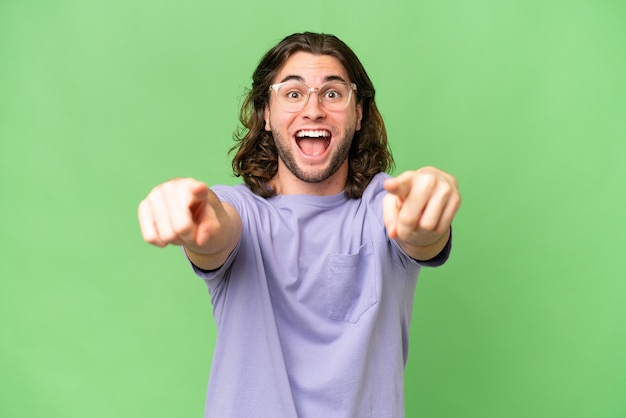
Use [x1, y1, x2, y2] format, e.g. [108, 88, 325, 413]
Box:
[1, 0, 625, 417]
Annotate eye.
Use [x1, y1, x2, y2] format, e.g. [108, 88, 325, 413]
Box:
[321, 84, 347, 102]
[282, 90, 302, 101]
[325, 90, 341, 100]
[278, 83, 308, 102]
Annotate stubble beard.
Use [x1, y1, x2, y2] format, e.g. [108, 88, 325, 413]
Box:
[272, 129, 355, 184]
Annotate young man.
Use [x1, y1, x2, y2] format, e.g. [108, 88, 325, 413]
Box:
[138, 32, 461, 417]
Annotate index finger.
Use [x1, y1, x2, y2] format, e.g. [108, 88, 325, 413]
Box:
[383, 172, 415, 201]
[189, 180, 210, 201]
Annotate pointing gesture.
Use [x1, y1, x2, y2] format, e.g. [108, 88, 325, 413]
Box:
[383, 167, 461, 260]
[138, 178, 242, 270]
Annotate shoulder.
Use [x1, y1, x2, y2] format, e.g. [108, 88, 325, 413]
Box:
[362, 172, 391, 197]
[358, 172, 392, 215]
[211, 184, 268, 213]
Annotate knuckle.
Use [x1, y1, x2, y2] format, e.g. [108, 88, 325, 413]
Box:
[452, 193, 462, 208]
[416, 166, 437, 177]
[150, 183, 164, 194]
[415, 172, 437, 191]
[439, 185, 454, 201]
[137, 199, 149, 216]
[172, 227, 190, 241]
[419, 219, 438, 231]
[159, 231, 183, 246]
[398, 212, 415, 226]
[395, 225, 411, 241]
[144, 234, 164, 247]
[450, 175, 459, 189]
[171, 221, 193, 240]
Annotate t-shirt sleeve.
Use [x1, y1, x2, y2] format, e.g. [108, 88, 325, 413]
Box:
[185, 239, 241, 281]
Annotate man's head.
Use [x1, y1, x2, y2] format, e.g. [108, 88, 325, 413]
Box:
[231, 32, 393, 198]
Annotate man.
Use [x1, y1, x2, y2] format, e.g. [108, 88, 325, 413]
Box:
[138, 32, 461, 417]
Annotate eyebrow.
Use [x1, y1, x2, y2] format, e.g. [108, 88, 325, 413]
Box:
[278, 74, 348, 84]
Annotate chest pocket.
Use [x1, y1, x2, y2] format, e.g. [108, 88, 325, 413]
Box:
[326, 242, 377, 323]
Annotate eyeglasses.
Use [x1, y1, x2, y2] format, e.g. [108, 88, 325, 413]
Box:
[269, 81, 357, 112]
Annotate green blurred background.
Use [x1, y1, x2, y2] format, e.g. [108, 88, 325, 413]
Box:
[1, 0, 624, 417]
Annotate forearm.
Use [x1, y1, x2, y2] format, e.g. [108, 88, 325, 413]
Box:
[184, 200, 242, 271]
[184, 243, 235, 271]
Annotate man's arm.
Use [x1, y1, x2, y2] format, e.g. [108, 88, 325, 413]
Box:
[138, 178, 242, 270]
[382, 167, 461, 261]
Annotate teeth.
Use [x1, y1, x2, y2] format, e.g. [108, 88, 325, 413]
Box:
[296, 130, 329, 138]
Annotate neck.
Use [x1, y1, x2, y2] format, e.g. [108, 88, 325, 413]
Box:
[270, 161, 348, 196]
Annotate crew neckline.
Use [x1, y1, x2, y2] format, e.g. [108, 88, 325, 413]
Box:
[268, 190, 348, 208]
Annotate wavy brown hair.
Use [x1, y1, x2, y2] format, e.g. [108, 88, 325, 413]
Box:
[231, 32, 393, 199]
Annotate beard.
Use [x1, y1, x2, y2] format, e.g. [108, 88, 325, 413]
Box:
[272, 129, 355, 184]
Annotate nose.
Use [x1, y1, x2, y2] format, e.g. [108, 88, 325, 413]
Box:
[301, 90, 326, 119]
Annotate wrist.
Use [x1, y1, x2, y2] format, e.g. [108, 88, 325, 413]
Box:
[398, 227, 451, 261]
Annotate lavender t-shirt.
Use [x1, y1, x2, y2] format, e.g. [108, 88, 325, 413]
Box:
[191, 172, 450, 418]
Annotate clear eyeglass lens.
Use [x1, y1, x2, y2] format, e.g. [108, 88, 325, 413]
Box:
[275, 82, 352, 112]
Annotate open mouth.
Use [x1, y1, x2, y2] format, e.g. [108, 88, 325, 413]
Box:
[295, 129, 331, 157]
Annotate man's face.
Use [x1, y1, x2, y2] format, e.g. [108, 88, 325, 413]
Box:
[264, 51, 363, 195]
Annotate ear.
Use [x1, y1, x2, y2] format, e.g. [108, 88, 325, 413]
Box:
[264, 106, 271, 131]
[355, 103, 363, 131]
